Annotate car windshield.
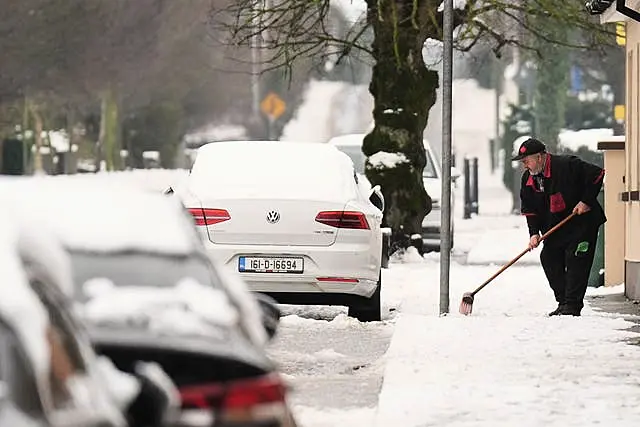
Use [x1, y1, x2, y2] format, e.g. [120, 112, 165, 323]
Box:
[69, 251, 217, 302]
[334, 144, 438, 178]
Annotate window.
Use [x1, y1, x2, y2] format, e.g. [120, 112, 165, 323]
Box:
[28, 280, 86, 410]
[0, 321, 45, 417]
[68, 251, 217, 300]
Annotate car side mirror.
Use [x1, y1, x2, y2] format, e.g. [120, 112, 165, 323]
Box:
[254, 293, 281, 340]
[369, 185, 385, 212]
[127, 362, 180, 427]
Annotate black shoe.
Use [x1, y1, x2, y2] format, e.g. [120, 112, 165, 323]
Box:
[560, 305, 581, 316]
[548, 304, 565, 316]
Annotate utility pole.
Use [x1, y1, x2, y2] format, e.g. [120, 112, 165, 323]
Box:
[440, 0, 453, 316]
[251, 19, 260, 119]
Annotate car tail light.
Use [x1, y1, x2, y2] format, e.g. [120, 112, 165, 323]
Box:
[179, 373, 292, 425]
[315, 211, 370, 229]
[188, 208, 230, 226]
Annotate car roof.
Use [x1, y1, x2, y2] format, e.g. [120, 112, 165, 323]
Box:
[0, 177, 201, 256]
[327, 134, 366, 147]
[197, 140, 344, 158]
[190, 141, 358, 201]
[327, 133, 437, 152]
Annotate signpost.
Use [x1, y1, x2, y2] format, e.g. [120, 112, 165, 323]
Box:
[260, 92, 286, 140]
[440, 0, 453, 315]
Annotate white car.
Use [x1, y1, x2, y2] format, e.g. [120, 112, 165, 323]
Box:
[327, 133, 459, 253]
[179, 140, 385, 321]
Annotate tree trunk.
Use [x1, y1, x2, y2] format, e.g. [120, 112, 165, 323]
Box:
[99, 88, 121, 171]
[532, 21, 568, 150]
[28, 100, 45, 175]
[363, 0, 438, 247]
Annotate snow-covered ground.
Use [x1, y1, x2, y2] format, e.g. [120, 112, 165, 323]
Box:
[275, 76, 640, 426]
[20, 75, 640, 427]
[270, 164, 640, 427]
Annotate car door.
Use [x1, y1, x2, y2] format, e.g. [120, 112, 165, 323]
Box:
[0, 319, 48, 427]
[26, 277, 123, 427]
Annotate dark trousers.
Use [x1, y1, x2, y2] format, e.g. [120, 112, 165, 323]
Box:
[539, 227, 599, 310]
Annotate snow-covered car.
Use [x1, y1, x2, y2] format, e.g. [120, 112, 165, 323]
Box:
[0, 212, 177, 427]
[327, 133, 460, 253]
[177, 140, 385, 321]
[0, 180, 297, 427]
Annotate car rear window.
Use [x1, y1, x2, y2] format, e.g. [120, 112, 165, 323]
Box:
[69, 251, 218, 301]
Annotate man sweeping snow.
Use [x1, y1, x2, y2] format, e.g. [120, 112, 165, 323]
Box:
[513, 137, 606, 317]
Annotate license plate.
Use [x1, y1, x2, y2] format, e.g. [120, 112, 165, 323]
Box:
[238, 256, 304, 273]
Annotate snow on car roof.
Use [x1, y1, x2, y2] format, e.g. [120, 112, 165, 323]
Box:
[190, 141, 358, 200]
[0, 177, 200, 255]
[327, 134, 366, 147]
[328, 133, 437, 152]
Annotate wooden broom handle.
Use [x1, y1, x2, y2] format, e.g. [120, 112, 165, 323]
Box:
[470, 212, 577, 296]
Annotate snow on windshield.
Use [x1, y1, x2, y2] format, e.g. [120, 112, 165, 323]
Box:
[70, 251, 213, 300]
[80, 277, 240, 337]
[189, 141, 357, 201]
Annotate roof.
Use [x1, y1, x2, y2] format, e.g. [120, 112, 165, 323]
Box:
[592, 0, 640, 23]
[191, 141, 357, 201]
[0, 177, 200, 255]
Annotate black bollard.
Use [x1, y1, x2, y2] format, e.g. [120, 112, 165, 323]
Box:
[471, 157, 479, 214]
[463, 158, 471, 219]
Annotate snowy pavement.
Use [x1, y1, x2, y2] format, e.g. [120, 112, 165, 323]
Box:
[275, 170, 640, 427]
[375, 257, 640, 427]
[375, 173, 640, 427]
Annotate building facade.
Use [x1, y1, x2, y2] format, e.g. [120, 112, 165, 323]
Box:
[596, 1, 640, 299]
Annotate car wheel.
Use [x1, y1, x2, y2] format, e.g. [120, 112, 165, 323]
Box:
[348, 274, 381, 322]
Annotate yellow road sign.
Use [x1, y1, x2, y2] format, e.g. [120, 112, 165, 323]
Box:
[260, 92, 286, 120]
[616, 22, 626, 46]
[615, 104, 625, 121]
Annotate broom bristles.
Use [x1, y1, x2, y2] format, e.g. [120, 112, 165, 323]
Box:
[459, 292, 474, 315]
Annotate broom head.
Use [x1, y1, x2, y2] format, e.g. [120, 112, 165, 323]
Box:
[459, 292, 474, 315]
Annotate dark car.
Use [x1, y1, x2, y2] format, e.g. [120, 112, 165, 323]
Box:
[1, 181, 297, 427]
[70, 249, 297, 427]
[0, 217, 174, 427]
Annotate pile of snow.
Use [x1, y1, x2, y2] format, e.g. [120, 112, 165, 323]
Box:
[189, 141, 357, 201]
[81, 277, 239, 337]
[368, 151, 409, 169]
[423, 38, 443, 70]
[46, 168, 190, 193]
[466, 225, 540, 265]
[281, 80, 372, 143]
[184, 123, 248, 146]
[48, 129, 71, 153]
[558, 128, 614, 153]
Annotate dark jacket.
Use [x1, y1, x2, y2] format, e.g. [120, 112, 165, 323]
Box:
[520, 153, 606, 244]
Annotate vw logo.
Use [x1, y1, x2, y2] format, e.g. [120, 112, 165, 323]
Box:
[266, 210, 280, 224]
